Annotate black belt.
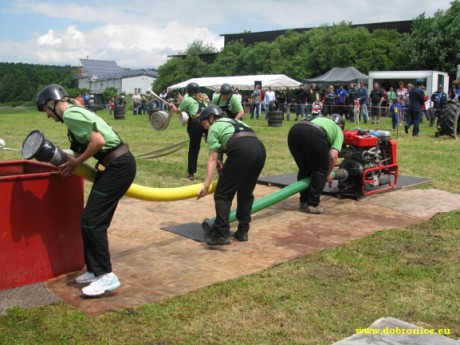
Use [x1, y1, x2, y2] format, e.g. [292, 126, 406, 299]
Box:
[297, 120, 331, 147]
[228, 131, 257, 146]
[298, 120, 326, 136]
[96, 144, 130, 171]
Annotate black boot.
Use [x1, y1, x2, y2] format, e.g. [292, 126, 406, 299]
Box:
[205, 231, 231, 246]
[234, 230, 248, 242]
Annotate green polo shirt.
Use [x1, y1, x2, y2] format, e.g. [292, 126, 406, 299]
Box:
[311, 117, 344, 151]
[211, 94, 243, 115]
[178, 94, 208, 117]
[207, 118, 252, 153]
[63, 105, 121, 152]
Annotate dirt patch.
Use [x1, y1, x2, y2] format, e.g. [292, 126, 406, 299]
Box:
[45, 186, 460, 316]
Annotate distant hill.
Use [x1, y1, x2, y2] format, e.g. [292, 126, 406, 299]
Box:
[0, 62, 78, 103]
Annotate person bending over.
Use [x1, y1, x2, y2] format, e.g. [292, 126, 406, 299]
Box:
[36, 84, 136, 296]
[287, 114, 345, 214]
[197, 104, 266, 245]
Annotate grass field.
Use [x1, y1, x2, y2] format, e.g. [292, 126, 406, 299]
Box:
[0, 107, 459, 344]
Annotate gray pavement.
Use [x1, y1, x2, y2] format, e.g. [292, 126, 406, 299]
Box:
[0, 283, 60, 316]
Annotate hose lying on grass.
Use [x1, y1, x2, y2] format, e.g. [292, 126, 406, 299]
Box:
[136, 140, 189, 160]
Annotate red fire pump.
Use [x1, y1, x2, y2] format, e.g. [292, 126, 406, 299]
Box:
[336, 129, 399, 197]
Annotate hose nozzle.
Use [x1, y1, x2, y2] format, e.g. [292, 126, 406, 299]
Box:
[332, 169, 349, 181]
[201, 218, 214, 233]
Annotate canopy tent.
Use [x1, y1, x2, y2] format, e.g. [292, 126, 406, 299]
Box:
[305, 67, 369, 84]
[168, 74, 302, 91]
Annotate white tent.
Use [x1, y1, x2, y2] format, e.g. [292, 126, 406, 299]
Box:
[305, 67, 369, 83]
[167, 74, 302, 91]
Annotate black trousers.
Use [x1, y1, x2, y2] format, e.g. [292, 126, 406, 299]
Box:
[81, 152, 136, 276]
[347, 103, 354, 120]
[213, 137, 266, 238]
[287, 123, 329, 207]
[322, 103, 334, 115]
[187, 118, 204, 174]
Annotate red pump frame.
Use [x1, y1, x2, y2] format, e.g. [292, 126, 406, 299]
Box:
[361, 139, 399, 195]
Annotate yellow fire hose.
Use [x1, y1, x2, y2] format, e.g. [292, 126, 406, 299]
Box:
[74, 163, 216, 202]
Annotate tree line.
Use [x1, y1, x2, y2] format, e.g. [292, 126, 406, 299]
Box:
[153, 1, 460, 92]
[0, 63, 78, 104]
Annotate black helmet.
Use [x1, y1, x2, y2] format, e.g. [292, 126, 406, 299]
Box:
[331, 114, 345, 129]
[200, 104, 223, 122]
[186, 82, 200, 95]
[36, 84, 68, 112]
[220, 83, 233, 96]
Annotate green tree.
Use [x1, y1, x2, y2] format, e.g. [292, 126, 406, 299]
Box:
[241, 42, 273, 75]
[401, 0, 460, 77]
[0, 62, 78, 103]
[153, 40, 213, 92]
[209, 40, 246, 76]
[103, 87, 119, 100]
[178, 39, 217, 55]
[153, 58, 190, 93]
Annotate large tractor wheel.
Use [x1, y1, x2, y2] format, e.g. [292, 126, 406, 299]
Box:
[436, 102, 460, 139]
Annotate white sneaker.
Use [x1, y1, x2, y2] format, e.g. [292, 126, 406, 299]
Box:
[81, 272, 121, 296]
[75, 271, 95, 284]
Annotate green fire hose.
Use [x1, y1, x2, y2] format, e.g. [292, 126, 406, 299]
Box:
[202, 169, 347, 231]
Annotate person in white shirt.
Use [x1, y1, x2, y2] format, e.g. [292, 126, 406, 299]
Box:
[132, 91, 142, 115]
[234, 88, 242, 104]
[264, 86, 276, 121]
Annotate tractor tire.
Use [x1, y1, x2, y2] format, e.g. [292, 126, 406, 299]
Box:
[267, 110, 283, 127]
[437, 102, 460, 139]
[114, 105, 126, 120]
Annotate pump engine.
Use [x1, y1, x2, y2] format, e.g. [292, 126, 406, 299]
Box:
[337, 129, 398, 197]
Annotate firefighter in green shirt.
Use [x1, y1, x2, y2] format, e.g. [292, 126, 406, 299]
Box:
[197, 104, 266, 245]
[211, 83, 244, 120]
[36, 84, 136, 297]
[170, 82, 207, 180]
[287, 114, 345, 214]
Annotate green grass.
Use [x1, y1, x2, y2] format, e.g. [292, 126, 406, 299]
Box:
[0, 109, 459, 344]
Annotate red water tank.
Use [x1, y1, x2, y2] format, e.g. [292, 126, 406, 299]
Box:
[0, 160, 84, 290]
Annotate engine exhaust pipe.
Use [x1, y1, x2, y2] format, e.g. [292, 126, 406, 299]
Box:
[378, 174, 391, 186]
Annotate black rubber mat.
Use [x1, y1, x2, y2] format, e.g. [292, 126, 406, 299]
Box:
[257, 173, 432, 192]
[161, 223, 238, 243]
[0, 283, 61, 315]
[162, 222, 207, 242]
[162, 174, 432, 243]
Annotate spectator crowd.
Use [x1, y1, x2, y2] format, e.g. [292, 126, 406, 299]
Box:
[104, 79, 460, 136]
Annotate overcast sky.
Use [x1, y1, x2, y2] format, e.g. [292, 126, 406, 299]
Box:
[0, 0, 453, 69]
